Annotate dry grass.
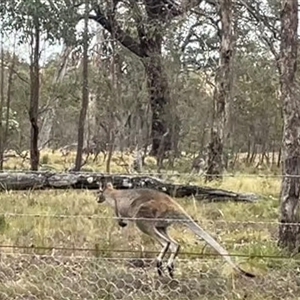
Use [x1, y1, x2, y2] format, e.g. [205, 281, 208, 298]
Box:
[0, 151, 298, 299]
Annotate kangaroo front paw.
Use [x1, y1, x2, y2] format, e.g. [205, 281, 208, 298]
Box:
[156, 259, 163, 276]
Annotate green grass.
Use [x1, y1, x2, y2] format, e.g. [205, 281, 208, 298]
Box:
[0, 150, 298, 299]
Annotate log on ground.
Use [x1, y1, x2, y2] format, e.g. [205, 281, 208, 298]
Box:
[0, 171, 259, 203]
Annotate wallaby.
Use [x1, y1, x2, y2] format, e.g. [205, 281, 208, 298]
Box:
[96, 182, 255, 279]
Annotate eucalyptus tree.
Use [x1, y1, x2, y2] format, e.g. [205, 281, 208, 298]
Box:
[278, 0, 300, 252]
[2, 0, 78, 170]
[87, 0, 201, 165]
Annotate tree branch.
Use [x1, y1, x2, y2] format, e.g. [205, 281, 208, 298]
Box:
[238, 0, 280, 65]
[171, 0, 203, 17]
[127, 0, 147, 43]
[89, 5, 147, 58]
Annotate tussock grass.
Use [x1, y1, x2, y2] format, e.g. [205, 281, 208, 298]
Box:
[0, 151, 298, 299]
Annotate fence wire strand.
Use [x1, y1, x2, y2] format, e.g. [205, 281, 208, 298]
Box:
[0, 243, 299, 260]
[1, 212, 300, 226]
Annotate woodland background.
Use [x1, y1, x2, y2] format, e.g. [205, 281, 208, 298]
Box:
[0, 1, 299, 299]
[0, 0, 283, 174]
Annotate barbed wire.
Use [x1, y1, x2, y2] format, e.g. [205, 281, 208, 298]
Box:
[0, 212, 297, 226]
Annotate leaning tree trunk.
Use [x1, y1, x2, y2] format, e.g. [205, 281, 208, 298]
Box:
[278, 0, 300, 252]
[206, 0, 233, 182]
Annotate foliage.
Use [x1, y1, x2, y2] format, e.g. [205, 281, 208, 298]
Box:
[2, 0, 78, 45]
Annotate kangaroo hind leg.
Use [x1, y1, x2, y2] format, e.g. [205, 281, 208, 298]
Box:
[156, 227, 180, 278]
[135, 220, 171, 276]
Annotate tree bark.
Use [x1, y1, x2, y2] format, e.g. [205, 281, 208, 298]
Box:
[278, 0, 300, 252]
[29, 19, 40, 171]
[140, 1, 181, 161]
[74, 0, 89, 171]
[0, 36, 4, 170]
[144, 56, 173, 159]
[0, 171, 259, 203]
[206, 0, 233, 182]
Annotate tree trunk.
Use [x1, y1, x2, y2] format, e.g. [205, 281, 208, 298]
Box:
[0, 37, 4, 170]
[143, 42, 174, 162]
[29, 20, 40, 171]
[277, 147, 282, 168]
[4, 48, 15, 151]
[278, 0, 300, 252]
[90, 4, 180, 165]
[74, 0, 89, 171]
[206, 0, 233, 182]
[39, 46, 72, 149]
[106, 125, 115, 174]
[250, 141, 257, 164]
[246, 139, 251, 164]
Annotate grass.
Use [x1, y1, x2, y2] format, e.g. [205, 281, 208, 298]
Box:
[0, 150, 298, 299]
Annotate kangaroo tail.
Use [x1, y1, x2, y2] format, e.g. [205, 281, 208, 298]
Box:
[182, 217, 255, 278]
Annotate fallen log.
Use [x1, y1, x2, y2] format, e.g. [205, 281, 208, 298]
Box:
[0, 171, 259, 203]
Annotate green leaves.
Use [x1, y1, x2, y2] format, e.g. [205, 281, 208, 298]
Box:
[2, 0, 79, 46]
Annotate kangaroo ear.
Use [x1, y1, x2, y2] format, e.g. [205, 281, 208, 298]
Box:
[106, 182, 114, 190]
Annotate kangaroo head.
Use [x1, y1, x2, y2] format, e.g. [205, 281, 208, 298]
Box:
[97, 181, 114, 203]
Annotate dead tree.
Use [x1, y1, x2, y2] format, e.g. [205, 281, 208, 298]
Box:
[0, 171, 259, 204]
[206, 0, 233, 182]
[278, 0, 300, 252]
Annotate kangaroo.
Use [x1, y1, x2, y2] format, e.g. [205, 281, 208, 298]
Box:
[96, 182, 255, 279]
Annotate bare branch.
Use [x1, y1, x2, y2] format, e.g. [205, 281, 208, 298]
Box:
[2, 63, 29, 84]
[171, 0, 203, 17]
[89, 5, 147, 58]
[237, 0, 280, 62]
[180, 21, 202, 52]
[127, 0, 147, 42]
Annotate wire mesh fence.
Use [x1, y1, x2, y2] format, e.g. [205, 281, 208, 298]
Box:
[0, 253, 298, 300]
[0, 171, 296, 299]
[0, 212, 298, 299]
